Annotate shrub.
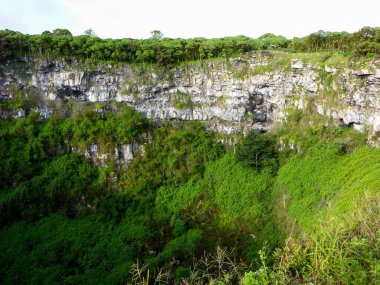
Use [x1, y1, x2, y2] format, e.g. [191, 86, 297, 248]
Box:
[236, 130, 278, 171]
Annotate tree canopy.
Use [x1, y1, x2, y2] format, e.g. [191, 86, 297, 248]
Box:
[1, 27, 378, 64]
[236, 130, 278, 171]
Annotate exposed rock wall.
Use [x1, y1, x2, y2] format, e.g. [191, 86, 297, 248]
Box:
[82, 142, 139, 166]
[1, 53, 380, 136]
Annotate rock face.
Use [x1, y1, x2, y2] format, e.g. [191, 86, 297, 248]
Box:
[81, 142, 138, 166]
[1, 53, 380, 136]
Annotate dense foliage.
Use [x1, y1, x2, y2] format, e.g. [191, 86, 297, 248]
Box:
[0, 106, 229, 283]
[236, 130, 278, 171]
[241, 194, 379, 285]
[274, 143, 380, 232]
[1, 26, 379, 65]
[0, 22, 379, 282]
[0, 105, 148, 225]
[0, 99, 379, 283]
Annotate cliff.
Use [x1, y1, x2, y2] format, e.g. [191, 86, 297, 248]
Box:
[1, 52, 380, 138]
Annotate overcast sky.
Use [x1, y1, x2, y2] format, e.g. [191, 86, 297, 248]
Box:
[1, 0, 379, 39]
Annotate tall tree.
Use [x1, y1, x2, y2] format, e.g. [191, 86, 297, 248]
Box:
[151, 30, 164, 40]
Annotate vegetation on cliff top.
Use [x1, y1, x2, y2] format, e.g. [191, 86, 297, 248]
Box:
[0, 26, 379, 283]
[0, 26, 379, 65]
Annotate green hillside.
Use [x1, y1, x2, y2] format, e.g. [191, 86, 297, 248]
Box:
[0, 103, 378, 284]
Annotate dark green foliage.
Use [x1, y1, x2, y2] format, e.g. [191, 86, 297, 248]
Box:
[0, 29, 264, 64]
[121, 121, 224, 196]
[0, 105, 148, 225]
[259, 33, 290, 50]
[31, 154, 100, 214]
[52, 28, 73, 37]
[69, 105, 148, 150]
[0, 103, 379, 284]
[147, 229, 203, 268]
[0, 111, 227, 283]
[155, 153, 281, 264]
[1, 27, 379, 65]
[0, 214, 150, 284]
[236, 130, 278, 171]
[289, 27, 380, 56]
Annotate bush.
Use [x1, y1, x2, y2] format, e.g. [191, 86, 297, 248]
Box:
[250, 195, 380, 284]
[236, 130, 278, 171]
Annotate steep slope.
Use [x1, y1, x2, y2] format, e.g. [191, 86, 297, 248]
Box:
[1, 52, 380, 138]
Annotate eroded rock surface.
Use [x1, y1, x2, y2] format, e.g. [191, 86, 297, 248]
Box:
[1, 54, 380, 137]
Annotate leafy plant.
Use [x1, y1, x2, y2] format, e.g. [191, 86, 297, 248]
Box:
[236, 130, 278, 171]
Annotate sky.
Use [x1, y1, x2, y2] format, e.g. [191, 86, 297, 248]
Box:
[0, 0, 379, 39]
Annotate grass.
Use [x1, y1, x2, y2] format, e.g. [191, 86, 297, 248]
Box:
[274, 143, 380, 233]
[155, 153, 273, 224]
[251, 64, 274, 75]
[244, 194, 379, 285]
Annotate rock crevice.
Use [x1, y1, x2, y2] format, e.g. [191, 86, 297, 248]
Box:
[1, 55, 380, 136]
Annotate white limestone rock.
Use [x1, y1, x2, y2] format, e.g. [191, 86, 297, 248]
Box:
[2, 55, 380, 138]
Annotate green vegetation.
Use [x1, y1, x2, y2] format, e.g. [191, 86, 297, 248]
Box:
[1, 27, 379, 65]
[236, 130, 278, 171]
[0, 29, 379, 282]
[242, 194, 379, 285]
[0, 105, 148, 225]
[0, 105, 378, 284]
[172, 90, 195, 110]
[0, 107, 229, 284]
[274, 143, 380, 232]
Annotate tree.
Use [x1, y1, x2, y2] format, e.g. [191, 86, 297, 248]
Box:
[83, 28, 97, 37]
[52, 28, 72, 37]
[151, 30, 164, 40]
[235, 130, 277, 171]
